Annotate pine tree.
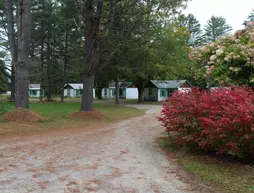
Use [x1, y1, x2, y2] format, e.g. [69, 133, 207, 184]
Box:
[204, 16, 232, 42]
[184, 14, 203, 47]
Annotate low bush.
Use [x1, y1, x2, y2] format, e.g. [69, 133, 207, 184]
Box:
[158, 86, 254, 158]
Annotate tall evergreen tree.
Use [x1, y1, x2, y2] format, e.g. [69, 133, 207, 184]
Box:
[183, 14, 203, 47]
[204, 16, 232, 42]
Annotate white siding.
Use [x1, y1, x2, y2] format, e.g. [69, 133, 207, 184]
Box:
[36, 90, 40, 97]
[102, 88, 116, 99]
[64, 89, 68, 97]
[64, 88, 73, 97]
[64, 88, 95, 98]
[64, 89, 77, 98]
[157, 88, 169, 102]
[126, 88, 138, 99]
[102, 88, 111, 99]
[29, 89, 41, 97]
[102, 88, 139, 99]
[70, 89, 75, 97]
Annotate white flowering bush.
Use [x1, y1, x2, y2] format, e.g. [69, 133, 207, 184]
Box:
[190, 27, 254, 85]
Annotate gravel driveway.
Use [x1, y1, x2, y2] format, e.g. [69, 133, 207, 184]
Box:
[0, 105, 195, 193]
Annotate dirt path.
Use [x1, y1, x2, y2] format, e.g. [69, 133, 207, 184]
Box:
[0, 105, 195, 193]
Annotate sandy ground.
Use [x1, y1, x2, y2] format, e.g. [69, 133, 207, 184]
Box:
[0, 105, 197, 193]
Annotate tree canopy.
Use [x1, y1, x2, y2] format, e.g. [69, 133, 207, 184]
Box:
[190, 27, 254, 86]
[1, 0, 195, 109]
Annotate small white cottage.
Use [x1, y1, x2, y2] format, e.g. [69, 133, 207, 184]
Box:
[29, 84, 43, 97]
[64, 83, 95, 98]
[102, 82, 138, 99]
[144, 80, 192, 102]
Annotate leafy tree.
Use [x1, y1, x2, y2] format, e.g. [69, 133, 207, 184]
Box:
[80, 0, 190, 111]
[152, 21, 193, 80]
[244, 9, 254, 26]
[190, 27, 254, 86]
[204, 16, 232, 42]
[2, 0, 192, 108]
[183, 14, 203, 47]
[96, 2, 193, 103]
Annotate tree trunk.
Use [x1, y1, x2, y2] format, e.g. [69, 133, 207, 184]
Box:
[10, 67, 15, 101]
[115, 79, 119, 104]
[39, 46, 44, 103]
[39, 1, 46, 103]
[46, 41, 52, 101]
[138, 86, 144, 103]
[4, 0, 18, 102]
[39, 44, 44, 103]
[16, 0, 31, 109]
[81, 74, 94, 111]
[60, 31, 68, 103]
[46, 2, 52, 102]
[137, 79, 144, 103]
[81, 0, 103, 111]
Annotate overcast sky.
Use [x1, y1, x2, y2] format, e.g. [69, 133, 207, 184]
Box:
[184, 0, 254, 33]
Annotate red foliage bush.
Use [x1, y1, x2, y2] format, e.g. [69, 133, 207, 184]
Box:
[158, 86, 254, 158]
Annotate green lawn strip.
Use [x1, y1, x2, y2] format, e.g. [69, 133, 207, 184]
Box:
[101, 99, 162, 105]
[157, 138, 254, 193]
[0, 94, 9, 101]
[0, 102, 145, 137]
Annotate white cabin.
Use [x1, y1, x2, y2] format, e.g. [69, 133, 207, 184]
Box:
[102, 82, 138, 99]
[64, 83, 95, 98]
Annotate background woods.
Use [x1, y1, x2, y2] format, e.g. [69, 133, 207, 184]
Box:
[0, 0, 191, 110]
[1, 1, 253, 111]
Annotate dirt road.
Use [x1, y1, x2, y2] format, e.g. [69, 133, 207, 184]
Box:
[0, 105, 195, 193]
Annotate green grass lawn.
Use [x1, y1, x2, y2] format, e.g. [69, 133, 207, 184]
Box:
[158, 137, 254, 193]
[17, 96, 162, 105]
[0, 94, 9, 101]
[0, 101, 145, 138]
[101, 99, 162, 105]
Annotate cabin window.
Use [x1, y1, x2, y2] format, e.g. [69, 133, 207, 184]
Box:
[112, 89, 115, 96]
[104, 89, 107, 96]
[160, 89, 166, 97]
[30, 90, 37, 96]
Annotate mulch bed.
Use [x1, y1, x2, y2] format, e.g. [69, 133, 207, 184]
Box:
[70, 109, 107, 120]
[2, 108, 44, 122]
